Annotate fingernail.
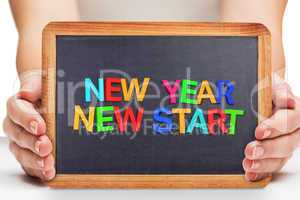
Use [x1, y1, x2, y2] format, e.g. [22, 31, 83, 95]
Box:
[30, 121, 38, 135]
[251, 161, 260, 169]
[263, 130, 271, 138]
[249, 173, 258, 181]
[253, 146, 264, 158]
[37, 160, 44, 168]
[42, 169, 55, 180]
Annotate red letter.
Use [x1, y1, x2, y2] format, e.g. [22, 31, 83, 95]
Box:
[208, 109, 228, 135]
[105, 78, 122, 102]
[114, 106, 144, 133]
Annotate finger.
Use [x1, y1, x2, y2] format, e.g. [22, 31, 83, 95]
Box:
[18, 70, 42, 103]
[3, 117, 52, 157]
[23, 166, 56, 181]
[245, 172, 271, 182]
[255, 109, 300, 139]
[22, 166, 44, 180]
[243, 157, 290, 173]
[272, 74, 295, 109]
[246, 132, 300, 159]
[9, 141, 54, 171]
[42, 168, 56, 181]
[6, 95, 46, 135]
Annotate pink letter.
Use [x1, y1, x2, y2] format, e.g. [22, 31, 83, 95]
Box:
[162, 80, 181, 104]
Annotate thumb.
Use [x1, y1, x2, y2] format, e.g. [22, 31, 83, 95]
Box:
[17, 70, 42, 103]
[272, 73, 295, 109]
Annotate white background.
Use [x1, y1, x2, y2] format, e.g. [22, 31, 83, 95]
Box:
[0, 0, 19, 137]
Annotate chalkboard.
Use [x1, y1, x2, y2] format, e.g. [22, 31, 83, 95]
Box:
[42, 22, 272, 188]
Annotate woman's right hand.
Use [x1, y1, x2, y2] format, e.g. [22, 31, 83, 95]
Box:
[3, 71, 55, 181]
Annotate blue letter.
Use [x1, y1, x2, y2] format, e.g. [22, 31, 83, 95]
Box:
[187, 108, 208, 134]
[153, 107, 172, 135]
[84, 78, 104, 102]
[216, 80, 234, 105]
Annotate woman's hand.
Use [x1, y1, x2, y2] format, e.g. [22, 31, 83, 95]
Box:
[243, 75, 300, 181]
[3, 71, 55, 181]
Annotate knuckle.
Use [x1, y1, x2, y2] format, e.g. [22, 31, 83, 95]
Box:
[15, 150, 22, 163]
[288, 113, 298, 130]
[13, 126, 27, 148]
[28, 135, 37, 148]
[15, 127, 37, 151]
[290, 133, 300, 151]
[9, 141, 21, 162]
[6, 96, 16, 113]
[295, 97, 300, 108]
[14, 125, 23, 141]
[266, 116, 281, 132]
[2, 117, 10, 135]
[8, 141, 14, 153]
[22, 167, 41, 179]
[281, 136, 295, 155]
[22, 167, 34, 177]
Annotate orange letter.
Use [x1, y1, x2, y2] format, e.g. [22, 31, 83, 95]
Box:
[172, 108, 191, 134]
[121, 78, 150, 101]
[197, 80, 216, 104]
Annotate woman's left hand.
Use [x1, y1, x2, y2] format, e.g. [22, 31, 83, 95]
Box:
[244, 75, 300, 181]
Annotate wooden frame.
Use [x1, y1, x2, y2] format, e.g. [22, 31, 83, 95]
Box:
[42, 22, 272, 188]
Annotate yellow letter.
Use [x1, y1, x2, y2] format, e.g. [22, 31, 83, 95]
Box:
[172, 108, 191, 134]
[197, 80, 216, 104]
[121, 78, 150, 101]
[73, 105, 95, 133]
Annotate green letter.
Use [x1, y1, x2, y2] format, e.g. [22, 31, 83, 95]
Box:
[180, 79, 197, 104]
[224, 109, 245, 135]
[96, 106, 114, 132]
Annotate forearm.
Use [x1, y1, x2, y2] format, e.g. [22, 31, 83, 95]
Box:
[220, 0, 288, 78]
[10, 0, 80, 75]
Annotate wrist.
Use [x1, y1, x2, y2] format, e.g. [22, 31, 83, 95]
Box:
[19, 69, 42, 89]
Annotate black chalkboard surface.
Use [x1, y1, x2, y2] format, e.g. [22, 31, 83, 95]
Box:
[42, 22, 272, 188]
